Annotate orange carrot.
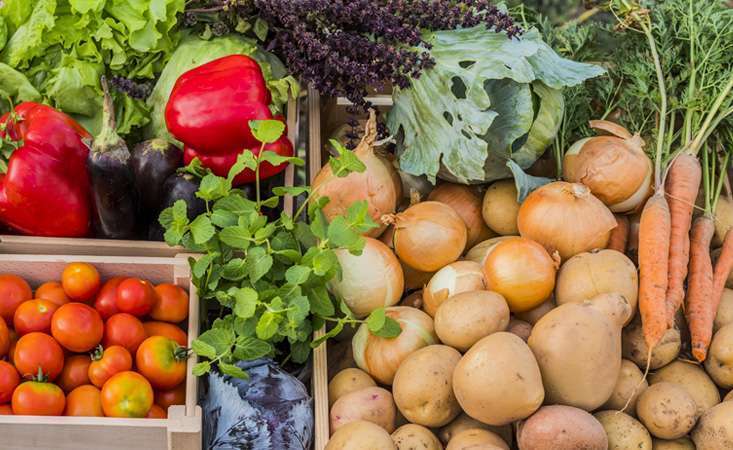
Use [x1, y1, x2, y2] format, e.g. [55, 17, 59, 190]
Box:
[607, 214, 630, 253]
[638, 191, 672, 349]
[686, 215, 715, 362]
[712, 229, 733, 322]
[664, 153, 702, 325]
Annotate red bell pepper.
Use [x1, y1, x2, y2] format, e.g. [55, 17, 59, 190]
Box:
[165, 55, 274, 155]
[183, 134, 294, 186]
[0, 103, 91, 237]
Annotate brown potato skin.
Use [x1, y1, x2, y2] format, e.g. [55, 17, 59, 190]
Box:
[391, 424, 443, 450]
[446, 429, 508, 450]
[434, 290, 509, 351]
[692, 401, 733, 450]
[329, 368, 376, 408]
[326, 420, 397, 450]
[652, 437, 696, 450]
[507, 318, 532, 342]
[330, 386, 396, 435]
[438, 413, 513, 446]
[517, 405, 608, 450]
[594, 410, 652, 450]
[649, 360, 720, 415]
[636, 382, 697, 440]
[392, 345, 462, 427]
[602, 359, 648, 415]
[704, 323, 733, 389]
[623, 317, 681, 370]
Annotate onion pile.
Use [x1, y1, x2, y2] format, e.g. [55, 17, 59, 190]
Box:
[482, 180, 520, 235]
[428, 183, 494, 248]
[464, 236, 515, 266]
[422, 261, 486, 317]
[518, 181, 616, 261]
[352, 306, 438, 385]
[329, 238, 404, 318]
[311, 110, 402, 237]
[384, 201, 467, 272]
[482, 237, 558, 313]
[563, 120, 652, 213]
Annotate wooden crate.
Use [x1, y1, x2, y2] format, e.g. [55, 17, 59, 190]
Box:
[0, 253, 201, 450]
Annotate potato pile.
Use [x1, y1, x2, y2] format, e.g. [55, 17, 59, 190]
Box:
[324, 179, 733, 450]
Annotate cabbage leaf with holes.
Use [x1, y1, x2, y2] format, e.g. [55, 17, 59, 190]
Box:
[387, 26, 605, 184]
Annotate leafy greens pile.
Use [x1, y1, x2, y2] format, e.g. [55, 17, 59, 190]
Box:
[387, 25, 606, 184]
[161, 120, 400, 377]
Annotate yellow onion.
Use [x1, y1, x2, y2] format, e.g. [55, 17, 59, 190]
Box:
[329, 238, 404, 318]
[555, 249, 638, 324]
[482, 180, 520, 235]
[312, 110, 402, 237]
[384, 201, 467, 272]
[482, 237, 558, 313]
[352, 306, 438, 385]
[464, 236, 515, 266]
[428, 183, 495, 248]
[518, 181, 617, 261]
[563, 120, 652, 213]
[422, 261, 486, 317]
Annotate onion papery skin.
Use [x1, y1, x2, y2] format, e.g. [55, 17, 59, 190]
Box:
[389, 201, 468, 272]
[330, 238, 404, 318]
[352, 306, 438, 385]
[429, 183, 494, 248]
[482, 237, 557, 313]
[422, 261, 486, 317]
[518, 181, 616, 261]
[464, 236, 516, 266]
[563, 121, 651, 213]
[312, 114, 402, 238]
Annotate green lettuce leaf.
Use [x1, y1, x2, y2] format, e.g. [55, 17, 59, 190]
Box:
[0, 63, 40, 101]
[0, 17, 7, 53]
[387, 25, 605, 184]
[1, 0, 56, 68]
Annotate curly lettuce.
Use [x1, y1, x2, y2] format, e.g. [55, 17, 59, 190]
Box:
[387, 26, 605, 184]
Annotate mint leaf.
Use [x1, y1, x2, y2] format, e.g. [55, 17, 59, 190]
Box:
[222, 258, 247, 281]
[260, 196, 280, 208]
[233, 287, 258, 319]
[197, 174, 231, 201]
[273, 186, 310, 196]
[287, 294, 310, 323]
[219, 362, 249, 379]
[246, 247, 273, 283]
[307, 286, 335, 317]
[214, 195, 257, 215]
[312, 249, 338, 276]
[285, 265, 311, 285]
[328, 139, 366, 176]
[227, 151, 257, 184]
[196, 328, 235, 356]
[256, 311, 280, 340]
[191, 339, 217, 359]
[211, 209, 238, 227]
[291, 340, 310, 364]
[372, 317, 402, 339]
[254, 223, 276, 241]
[233, 336, 272, 360]
[345, 200, 378, 234]
[219, 226, 251, 250]
[161, 200, 190, 246]
[259, 150, 304, 167]
[192, 254, 216, 279]
[309, 210, 328, 240]
[327, 216, 361, 249]
[192, 361, 211, 376]
[367, 308, 386, 332]
[190, 215, 215, 244]
[312, 320, 344, 347]
[249, 119, 285, 144]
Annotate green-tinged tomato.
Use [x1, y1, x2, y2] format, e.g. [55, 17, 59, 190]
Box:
[135, 336, 187, 390]
[100, 371, 153, 418]
[11, 381, 65, 416]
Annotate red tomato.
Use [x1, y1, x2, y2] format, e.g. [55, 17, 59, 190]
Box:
[88, 345, 132, 388]
[151, 284, 189, 323]
[116, 278, 157, 317]
[93, 277, 123, 320]
[0, 274, 32, 323]
[155, 383, 186, 410]
[100, 371, 153, 418]
[64, 385, 103, 417]
[146, 404, 167, 418]
[14, 332, 64, 380]
[0, 361, 20, 403]
[103, 313, 146, 354]
[0, 317, 10, 357]
[135, 336, 187, 389]
[34, 282, 70, 307]
[51, 303, 103, 352]
[12, 381, 66, 415]
[143, 321, 188, 347]
[13, 299, 59, 335]
[61, 263, 101, 302]
[0, 404, 12, 415]
[57, 355, 91, 393]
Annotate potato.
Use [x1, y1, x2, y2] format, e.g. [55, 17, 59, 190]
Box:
[400, 290, 423, 309]
[692, 400, 733, 450]
[326, 420, 397, 450]
[725, 390, 733, 402]
[330, 386, 396, 434]
[515, 297, 555, 325]
[452, 332, 544, 425]
[434, 290, 510, 351]
[528, 294, 630, 411]
[393, 345, 462, 427]
[704, 323, 733, 389]
[594, 410, 653, 450]
[555, 249, 639, 323]
[482, 180, 519, 236]
[602, 359, 648, 415]
[517, 405, 608, 450]
[508, 318, 532, 342]
[713, 194, 733, 247]
[446, 429, 508, 450]
[329, 368, 376, 407]
[623, 317, 681, 369]
[637, 382, 697, 439]
[652, 437, 696, 450]
[650, 360, 721, 415]
[438, 413, 512, 447]
[714, 288, 733, 332]
[391, 424, 443, 450]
